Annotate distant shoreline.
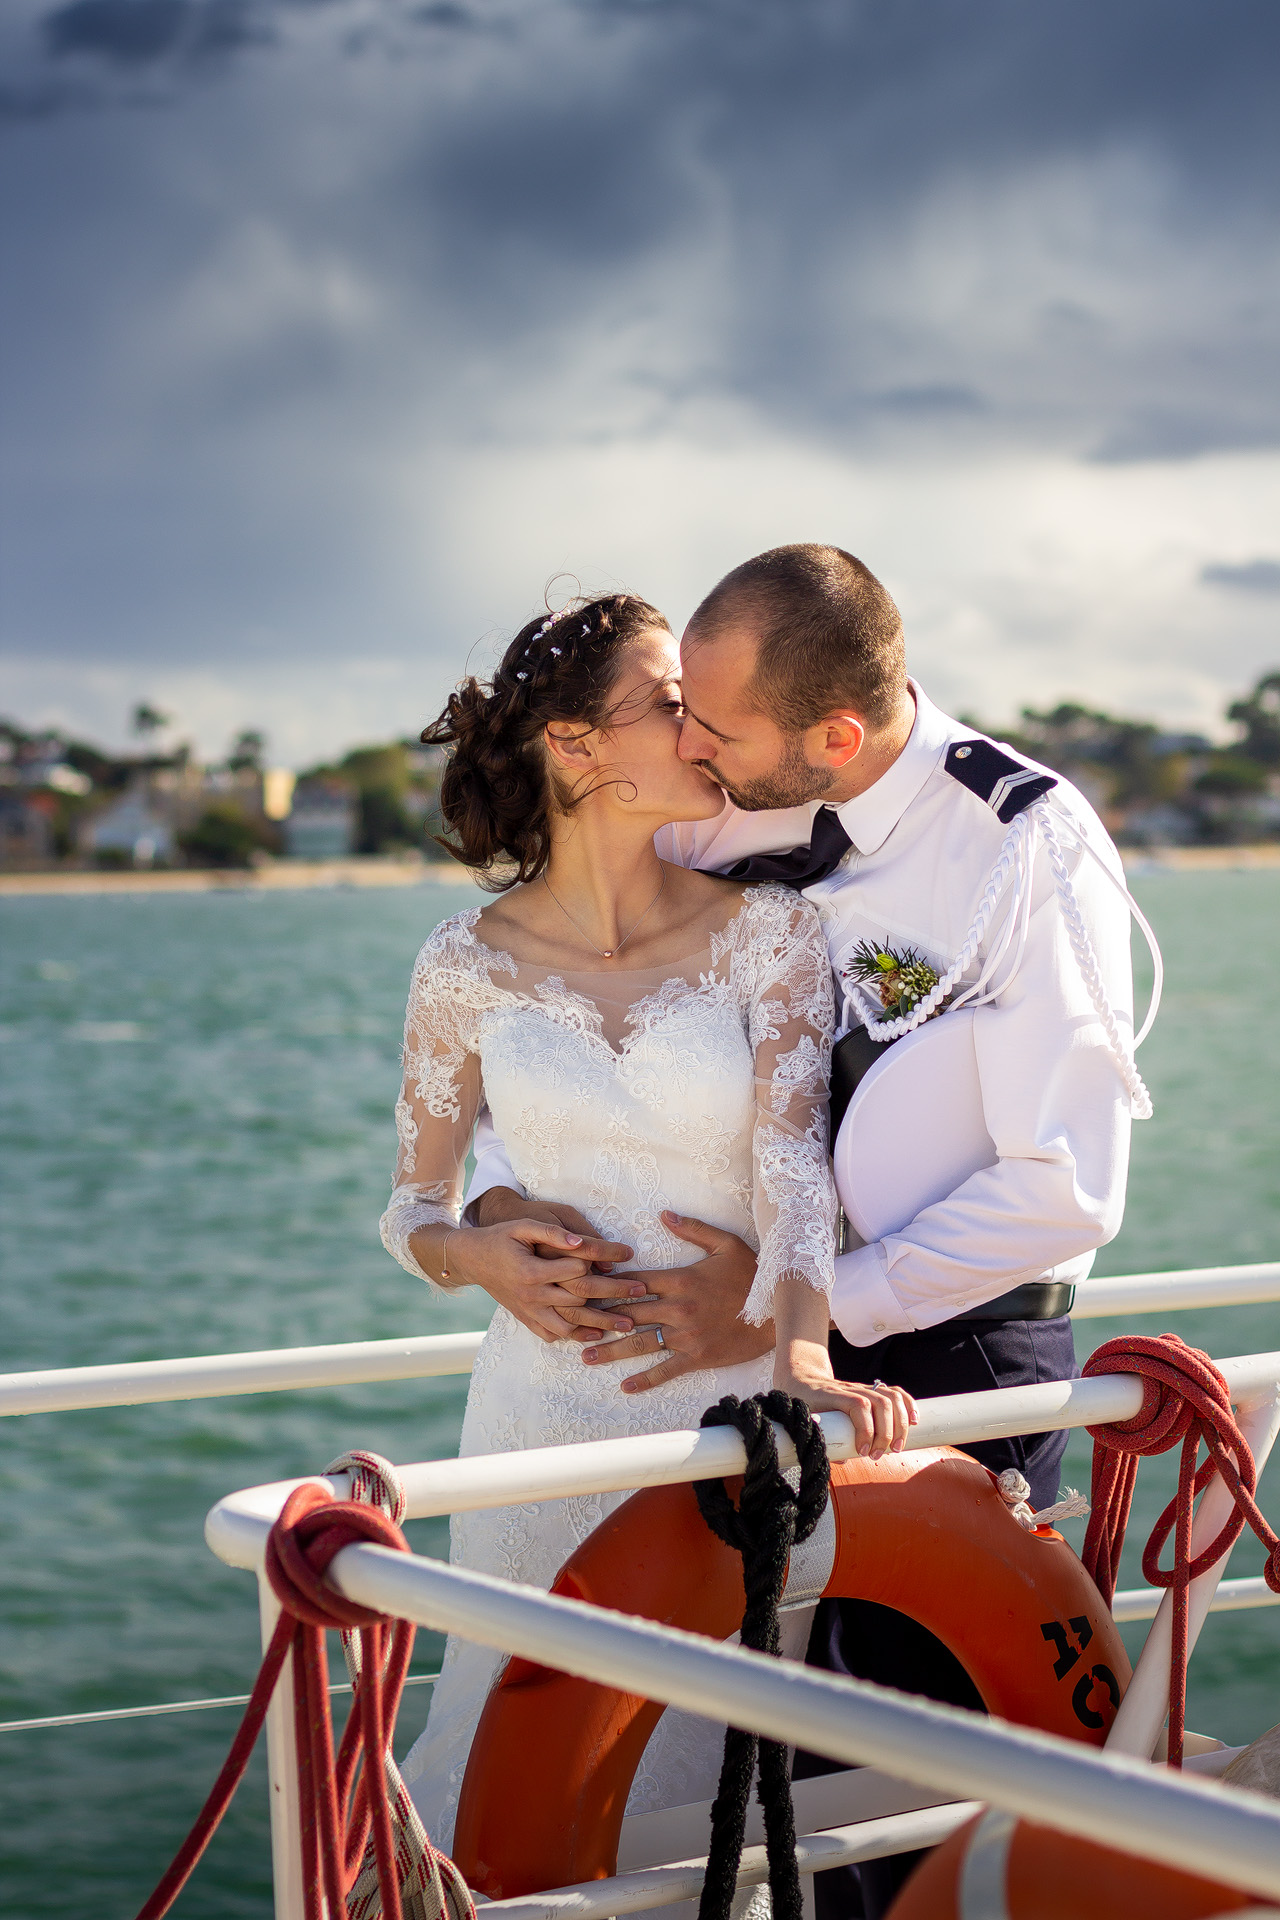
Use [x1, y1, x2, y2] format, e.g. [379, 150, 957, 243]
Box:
[2, 843, 1279, 898]
[1122, 845, 1280, 873]
[0, 857, 480, 897]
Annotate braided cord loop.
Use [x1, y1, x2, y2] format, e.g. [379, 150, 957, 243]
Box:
[859, 808, 1033, 1043]
[1037, 803, 1152, 1117]
[137, 1475, 475, 1920]
[693, 1391, 830, 1920]
[1081, 1333, 1280, 1768]
[857, 800, 1153, 1123]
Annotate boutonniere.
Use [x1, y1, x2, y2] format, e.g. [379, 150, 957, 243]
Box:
[843, 939, 946, 1024]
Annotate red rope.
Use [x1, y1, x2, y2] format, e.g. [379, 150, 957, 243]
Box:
[1081, 1332, 1280, 1768]
[136, 1481, 432, 1920]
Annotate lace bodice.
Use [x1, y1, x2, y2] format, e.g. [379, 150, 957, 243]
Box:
[380, 882, 837, 1321]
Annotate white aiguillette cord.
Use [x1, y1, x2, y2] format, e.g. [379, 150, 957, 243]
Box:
[839, 798, 1164, 1119]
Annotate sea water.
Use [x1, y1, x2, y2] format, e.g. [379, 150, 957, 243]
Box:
[1, 873, 1278, 1917]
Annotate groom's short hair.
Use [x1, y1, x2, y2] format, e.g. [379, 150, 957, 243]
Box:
[687, 544, 906, 731]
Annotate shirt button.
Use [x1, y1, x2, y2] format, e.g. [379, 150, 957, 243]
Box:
[872, 1320, 886, 1333]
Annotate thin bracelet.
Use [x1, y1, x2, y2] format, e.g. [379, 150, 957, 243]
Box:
[439, 1227, 458, 1282]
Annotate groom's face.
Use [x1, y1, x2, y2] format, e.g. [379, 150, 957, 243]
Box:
[676, 624, 837, 813]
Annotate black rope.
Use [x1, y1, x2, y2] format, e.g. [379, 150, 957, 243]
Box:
[694, 1391, 830, 1920]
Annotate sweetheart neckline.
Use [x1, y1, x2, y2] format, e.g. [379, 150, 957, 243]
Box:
[481, 967, 742, 1069]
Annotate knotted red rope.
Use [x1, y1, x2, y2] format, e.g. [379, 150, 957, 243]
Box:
[137, 1480, 453, 1920]
[1081, 1332, 1280, 1768]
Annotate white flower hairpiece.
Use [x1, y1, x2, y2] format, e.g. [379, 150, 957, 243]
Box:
[516, 606, 582, 675]
[521, 609, 571, 663]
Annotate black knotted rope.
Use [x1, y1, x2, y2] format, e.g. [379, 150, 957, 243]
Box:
[694, 1391, 830, 1920]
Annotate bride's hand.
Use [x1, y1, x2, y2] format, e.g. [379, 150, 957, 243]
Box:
[776, 1339, 917, 1460]
[472, 1188, 629, 1341]
[410, 1219, 640, 1344]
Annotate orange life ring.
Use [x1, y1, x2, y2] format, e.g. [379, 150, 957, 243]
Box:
[452, 1446, 1131, 1899]
[883, 1811, 1278, 1920]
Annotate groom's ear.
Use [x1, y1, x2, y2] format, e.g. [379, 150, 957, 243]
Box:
[812, 712, 866, 768]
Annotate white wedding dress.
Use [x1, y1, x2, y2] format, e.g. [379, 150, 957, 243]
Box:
[379, 882, 837, 1851]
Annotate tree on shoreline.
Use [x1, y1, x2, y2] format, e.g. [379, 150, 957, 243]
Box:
[6, 670, 1280, 865]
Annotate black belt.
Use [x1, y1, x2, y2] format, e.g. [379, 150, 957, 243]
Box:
[951, 1281, 1075, 1322]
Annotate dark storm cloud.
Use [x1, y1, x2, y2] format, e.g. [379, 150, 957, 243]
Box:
[411, 3, 479, 27]
[2, 0, 1278, 702]
[1202, 560, 1280, 596]
[420, 86, 695, 276]
[370, 0, 1280, 457]
[44, 0, 267, 66]
[872, 388, 988, 420]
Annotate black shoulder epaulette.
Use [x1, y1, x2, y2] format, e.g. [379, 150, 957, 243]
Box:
[944, 738, 1057, 823]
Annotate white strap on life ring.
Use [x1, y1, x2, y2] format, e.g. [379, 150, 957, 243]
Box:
[777, 1462, 838, 1610]
[958, 1808, 1017, 1920]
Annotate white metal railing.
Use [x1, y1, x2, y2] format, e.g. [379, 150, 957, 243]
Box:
[207, 1351, 1280, 1920]
[0, 1671, 440, 1738]
[2, 1584, 1272, 1740]
[264, 1532, 1280, 1907]
[481, 1805, 985, 1920]
[1069, 1260, 1280, 1316]
[207, 1348, 1280, 1552]
[3, 1260, 1279, 1417]
[1111, 1573, 1279, 1622]
[6, 1267, 1279, 1912]
[0, 1331, 484, 1416]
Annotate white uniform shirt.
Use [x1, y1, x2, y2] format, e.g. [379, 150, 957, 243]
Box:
[466, 682, 1138, 1349]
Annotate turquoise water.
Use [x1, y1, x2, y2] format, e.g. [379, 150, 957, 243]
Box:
[1, 873, 1279, 1916]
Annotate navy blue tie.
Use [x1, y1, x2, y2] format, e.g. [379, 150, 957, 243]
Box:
[717, 806, 853, 890]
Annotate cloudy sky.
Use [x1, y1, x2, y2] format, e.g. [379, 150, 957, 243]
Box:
[2, 0, 1278, 766]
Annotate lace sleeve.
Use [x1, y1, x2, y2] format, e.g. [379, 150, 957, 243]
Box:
[379, 917, 486, 1291]
[737, 888, 838, 1326]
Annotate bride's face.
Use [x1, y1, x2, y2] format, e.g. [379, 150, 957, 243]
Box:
[547, 630, 725, 827]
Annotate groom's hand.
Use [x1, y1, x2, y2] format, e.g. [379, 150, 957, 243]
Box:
[581, 1211, 773, 1394]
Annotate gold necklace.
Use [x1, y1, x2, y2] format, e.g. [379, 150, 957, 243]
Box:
[541, 867, 667, 960]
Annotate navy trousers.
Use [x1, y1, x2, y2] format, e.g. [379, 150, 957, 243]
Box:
[794, 1315, 1079, 1920]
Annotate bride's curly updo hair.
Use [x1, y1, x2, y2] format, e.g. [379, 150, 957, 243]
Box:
[422, 592, 670, 888]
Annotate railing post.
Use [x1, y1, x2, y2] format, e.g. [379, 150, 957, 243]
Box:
[258, 1572, 306, 1920]
[1105, 1379, 1280, 1759]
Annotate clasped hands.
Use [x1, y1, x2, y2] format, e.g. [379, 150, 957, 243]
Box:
[446, 1186, 914, 1458]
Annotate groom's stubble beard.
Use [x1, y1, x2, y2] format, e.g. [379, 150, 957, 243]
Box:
[697, 730, 837, 813]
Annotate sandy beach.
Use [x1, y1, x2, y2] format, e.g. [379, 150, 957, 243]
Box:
[0, 856, 480, 896]
[2, 844, 1279, 896]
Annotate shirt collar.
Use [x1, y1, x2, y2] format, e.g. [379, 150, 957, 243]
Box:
[832, 680, 958, 854]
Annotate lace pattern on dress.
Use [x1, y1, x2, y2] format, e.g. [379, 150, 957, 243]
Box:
[379, 1183, 458, 1287]
[386, 884, 838, 1847]
[380, 887, 836, 1310]
[728, 886, 838, 1324]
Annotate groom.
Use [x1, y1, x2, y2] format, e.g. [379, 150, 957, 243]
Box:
[466, 544, 1137, 1917]
[470, 543, 1136, 1508]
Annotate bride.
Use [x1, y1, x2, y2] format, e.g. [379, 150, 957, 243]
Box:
[379, 591, 907, 1848]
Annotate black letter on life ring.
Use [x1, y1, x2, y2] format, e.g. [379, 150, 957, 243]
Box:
[1072, 1663, 1120, 1730]
[1040, 1620, 1081, 1680]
